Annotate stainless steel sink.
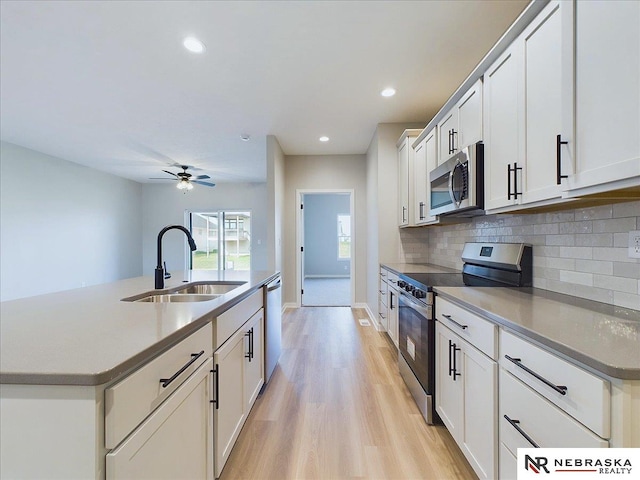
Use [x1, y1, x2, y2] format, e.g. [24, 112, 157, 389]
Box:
[173, 281, 246, 295]
[134, 293, 220, 303]
[122, 281, 246, 302]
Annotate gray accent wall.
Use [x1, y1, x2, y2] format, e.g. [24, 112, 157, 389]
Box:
[0, 141, 142, 301]
[303, 193, 351, 277]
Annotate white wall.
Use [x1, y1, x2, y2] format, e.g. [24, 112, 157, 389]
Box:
[0, 142, 142, 301]
[141, 182, 269, 276]
[283, 154, 367, 305]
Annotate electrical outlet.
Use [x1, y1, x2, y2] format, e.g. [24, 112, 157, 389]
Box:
[629, 230, 640, 259]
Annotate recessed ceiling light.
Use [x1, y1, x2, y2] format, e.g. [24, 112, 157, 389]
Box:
[240, 134, 251, 142]
[381, 87, 396, 97]
[183, 37, 206, 53]
[319, 136, 329, 142]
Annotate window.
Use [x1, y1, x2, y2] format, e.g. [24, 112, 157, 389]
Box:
[337, 214, 351, 260]
[189, 211, 251, 271]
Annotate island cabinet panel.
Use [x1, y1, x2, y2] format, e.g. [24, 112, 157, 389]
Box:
[0, 384, 103, 480]
[105, 322, 213, 449]
[215, 289, 263, 349]
[106, 358, 214, 480]
[213, 307, 265, 478]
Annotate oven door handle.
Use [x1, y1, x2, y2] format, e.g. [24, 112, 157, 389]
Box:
[399, 290, 431, 319]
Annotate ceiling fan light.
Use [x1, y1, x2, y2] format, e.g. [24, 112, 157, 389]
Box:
[177, 179, 190, 190]
[186, 182, 194, 190]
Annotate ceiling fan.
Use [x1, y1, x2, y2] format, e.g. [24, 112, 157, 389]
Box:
[150, 165, 216, 190]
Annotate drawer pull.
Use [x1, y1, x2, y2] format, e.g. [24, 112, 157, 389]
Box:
[210, 365, 219, 409]
[504, 355, 568, 395]
[442, 314, 468, 330]
[504, 415, 539, 448]
[160, 350, 205, 388]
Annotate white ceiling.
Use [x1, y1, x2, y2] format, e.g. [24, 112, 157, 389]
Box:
[0, 0, 529, 184]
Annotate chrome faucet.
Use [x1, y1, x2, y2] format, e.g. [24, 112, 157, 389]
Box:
[155, 225, 197, 289]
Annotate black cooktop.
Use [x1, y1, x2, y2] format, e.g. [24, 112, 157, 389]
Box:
[400, 272, 466, 290]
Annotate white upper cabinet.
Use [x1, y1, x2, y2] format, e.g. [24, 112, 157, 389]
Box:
[483, 44, 521, 211]
[484, 1, 570, 212]
[413, 128, 438, 225]
[397, 129, 422, 227]
[438, 80, 483, 166]
[567, 0, 640, 195]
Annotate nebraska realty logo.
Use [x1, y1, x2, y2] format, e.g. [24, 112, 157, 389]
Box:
[517, 449, 640, 478]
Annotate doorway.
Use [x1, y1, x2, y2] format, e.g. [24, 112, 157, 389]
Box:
[297, 191, 354, 306]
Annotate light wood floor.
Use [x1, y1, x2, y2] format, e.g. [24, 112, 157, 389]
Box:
[219, 307, 477, 480]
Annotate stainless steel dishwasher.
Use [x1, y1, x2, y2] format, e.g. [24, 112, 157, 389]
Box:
[264, 275, 282, 384]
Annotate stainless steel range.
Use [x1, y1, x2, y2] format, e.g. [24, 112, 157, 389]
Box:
[397, 242, 532, 424]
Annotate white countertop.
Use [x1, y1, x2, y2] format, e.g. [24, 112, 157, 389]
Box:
[0, 270, 278, 386]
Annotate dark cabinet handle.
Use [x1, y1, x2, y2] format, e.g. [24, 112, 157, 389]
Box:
[504, 355, 568, 395]
[442, 314, 468, 330]
[556, 134, 569, 185]
[402, 206, 407, 223]
[448, 339, 454, 377]
[448, 129, 452, 154]
[507, 163, 522, 200]
[210, 365, 219, 409]
[245, 327, 254, 362]
[504, 415, 539, 448]
[160, 350, 205, 388]
[419, 202, 425, 220]
[389, 292, 394, 310]
[448, 339, 461, 380]
[451, 129, 457, 153]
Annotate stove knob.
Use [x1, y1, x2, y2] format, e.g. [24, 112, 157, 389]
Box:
[397, 280, 405, 288]
[416, 290, 425, 298]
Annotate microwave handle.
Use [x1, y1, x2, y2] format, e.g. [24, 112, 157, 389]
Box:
[447, 169, 457, 206]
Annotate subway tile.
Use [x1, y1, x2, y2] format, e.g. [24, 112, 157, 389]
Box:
[612, 200, 640, 218]
[593, 274, 638, 294]
[592, 217, 637, 233]
[593, 247, 638, 263]
[571, 284, 614, 305]
[559, 270, 593, 286]
[613, 262, 640, 279]
[534, 223, 559, 235]
[613, 232, 630, 248]
[559, 221, 592, 234]
[559, 246, 592, 259]
[536, 246, 560, 257]
[575, 233, 612, 247]
[546, 257, 576, 270]
[575, 259, 613, 275]
[613, 291, 640, 310]
[575, 205, 613, 221]
[546, 234, 575, 246]
[545, 211, 575, 223]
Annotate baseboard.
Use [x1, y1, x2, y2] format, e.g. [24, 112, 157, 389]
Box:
[283, 302, 298, 311]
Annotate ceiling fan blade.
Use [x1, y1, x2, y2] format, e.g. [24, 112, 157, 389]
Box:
[194, 174, 210, 180]
[162, 170, 179, 178]
[149, 177, 176, 180]
[193, 180, 216, 187]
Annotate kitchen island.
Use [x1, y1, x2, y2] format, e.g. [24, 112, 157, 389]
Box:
[0, 270, 278, 479]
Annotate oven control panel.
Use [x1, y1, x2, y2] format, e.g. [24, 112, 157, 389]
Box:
[397, 280, 427, 299]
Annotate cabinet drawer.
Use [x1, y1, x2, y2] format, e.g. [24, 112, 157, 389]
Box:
[500, 329, 610, 438]
[387, 271, 399, 289]
[436, 297, 497, 359]
[500, 369, 608, 450]
[105, 322, 212, 449]
[379, 278, 389, 307]
[215, 289, 263, 349]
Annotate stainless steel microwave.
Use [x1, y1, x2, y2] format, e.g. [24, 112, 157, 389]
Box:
[429, 142, 484, 217]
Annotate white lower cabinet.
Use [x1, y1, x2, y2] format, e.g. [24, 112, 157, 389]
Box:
[106, 358, 214, 480]
[436, 322, 497, 480]
[213, 308, 264, 478]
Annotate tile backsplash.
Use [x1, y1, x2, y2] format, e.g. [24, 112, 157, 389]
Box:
[399, 200, 640, 310]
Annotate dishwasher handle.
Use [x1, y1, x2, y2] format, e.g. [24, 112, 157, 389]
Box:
[267, 279, 282, 292]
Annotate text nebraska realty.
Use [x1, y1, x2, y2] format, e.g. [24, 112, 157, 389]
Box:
[526, 455, 633, 475]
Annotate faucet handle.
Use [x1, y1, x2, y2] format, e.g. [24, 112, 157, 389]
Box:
[163, 261, 171, 279]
